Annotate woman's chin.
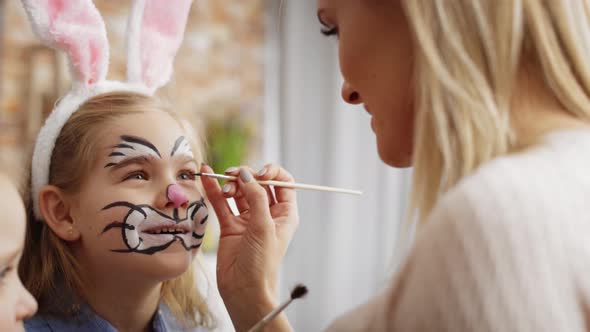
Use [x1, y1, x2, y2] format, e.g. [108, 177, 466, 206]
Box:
[377, 142, 413, 168]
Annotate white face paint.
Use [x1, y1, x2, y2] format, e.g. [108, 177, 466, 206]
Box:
[99, 134, 205, 255]
[101, 199, 208, 255]
[170, 136, 194, 159]
[105, 135, 194, 168]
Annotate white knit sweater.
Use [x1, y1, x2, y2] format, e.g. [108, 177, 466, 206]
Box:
[327, 129, 590, 331]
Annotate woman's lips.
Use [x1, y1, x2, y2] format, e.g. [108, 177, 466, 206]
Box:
[364, 105, 375, 131]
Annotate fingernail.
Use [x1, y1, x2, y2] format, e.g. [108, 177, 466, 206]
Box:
[240, 168, 254, 183]
[225, 167, 239, 174]
[257, 167, 267, 176]
[222, 184, 232, 194]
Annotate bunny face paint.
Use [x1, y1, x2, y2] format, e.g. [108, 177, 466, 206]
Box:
[104, 135, 194, 169]
[69, 111, 205, 281]
[99, 121, 205, 255]
[100, 198, 208, 255]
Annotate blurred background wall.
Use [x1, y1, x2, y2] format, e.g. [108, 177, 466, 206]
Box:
[0, 0, 266, 183]
[0, 1, 411, 331]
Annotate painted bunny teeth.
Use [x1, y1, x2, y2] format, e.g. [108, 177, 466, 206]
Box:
[100, 199, 208, 254]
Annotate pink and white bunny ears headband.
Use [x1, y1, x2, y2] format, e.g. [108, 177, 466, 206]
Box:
[21, 0, 193, 220]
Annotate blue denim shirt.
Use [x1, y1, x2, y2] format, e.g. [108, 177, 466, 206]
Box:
[24, 303, 209, 332]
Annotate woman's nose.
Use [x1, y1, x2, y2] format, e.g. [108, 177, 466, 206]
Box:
[166, 184, 189, 209]
[341, 81, 363, 105]
[16, 280, 37, 321]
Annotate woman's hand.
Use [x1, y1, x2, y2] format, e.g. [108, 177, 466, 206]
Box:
[200, 164, 299, 331]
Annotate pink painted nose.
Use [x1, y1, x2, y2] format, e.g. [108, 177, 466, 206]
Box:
[166, 184, 188, 208]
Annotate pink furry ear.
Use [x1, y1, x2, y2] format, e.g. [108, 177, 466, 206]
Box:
[21, 0, 109, 86]
[126, 0, 193, 91]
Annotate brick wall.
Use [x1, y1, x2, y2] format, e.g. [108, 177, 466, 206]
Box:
[0, 0, 265, 183]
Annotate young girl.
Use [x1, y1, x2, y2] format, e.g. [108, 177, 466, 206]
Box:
[17, 0, 220, 331]
[0, 174, 37, 330]
[20, 92, 214, 331]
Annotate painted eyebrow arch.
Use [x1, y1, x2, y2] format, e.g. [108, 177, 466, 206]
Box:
[121, 135, 162, 158]
[171, 136, 187, 157]
[106, 155, 154, 171]
[112, 143, 134, 150]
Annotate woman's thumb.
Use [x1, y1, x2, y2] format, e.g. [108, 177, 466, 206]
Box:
[238, 168, 273, 230]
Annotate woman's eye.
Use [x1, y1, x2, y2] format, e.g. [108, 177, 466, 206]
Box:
[124, 171, 148, 181]
[321, 27, 339, 37]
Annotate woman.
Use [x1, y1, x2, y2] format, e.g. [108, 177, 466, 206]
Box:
[202, 0, 590, 330]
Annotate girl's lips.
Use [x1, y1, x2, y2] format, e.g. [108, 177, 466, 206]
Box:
[100, 199, 208, 254]
[141, 222, 191, 235]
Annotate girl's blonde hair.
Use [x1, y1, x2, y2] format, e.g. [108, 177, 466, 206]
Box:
[402, 0, 590, 222]
[19, 92, 212, 327]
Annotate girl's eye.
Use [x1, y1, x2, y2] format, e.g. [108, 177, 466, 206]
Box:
[124, 171, 148, 181]
[178, 171, 196, 181]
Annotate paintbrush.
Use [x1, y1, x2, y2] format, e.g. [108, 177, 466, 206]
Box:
[194, 172, 363, 196]
[247, 284, 308, 332]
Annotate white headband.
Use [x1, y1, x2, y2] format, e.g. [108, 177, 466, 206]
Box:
[21, 0, 193, 220]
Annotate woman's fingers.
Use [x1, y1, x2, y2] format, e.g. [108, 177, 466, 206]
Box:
[256, 164, 297, 204]
[200, 164, 233, 221]
[224, 166, 276, 213]
[236, 168, 273, 232]
[222, 182, 250, 214]
[224, 167, 251, 214]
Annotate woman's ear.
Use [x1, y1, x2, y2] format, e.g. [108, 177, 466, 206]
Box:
[38, 185, 80, 241]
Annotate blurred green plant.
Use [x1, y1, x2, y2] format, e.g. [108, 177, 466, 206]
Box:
[201, 116, 253, 252]
[206, 118, 251, 174]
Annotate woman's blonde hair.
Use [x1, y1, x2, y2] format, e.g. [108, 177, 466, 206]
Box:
[402, 0, 590, 222]
[19, 92, 213, 327]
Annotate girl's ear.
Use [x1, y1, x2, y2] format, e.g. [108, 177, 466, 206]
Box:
[38, 186, 81, 242]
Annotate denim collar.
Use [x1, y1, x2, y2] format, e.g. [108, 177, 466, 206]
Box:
[27, 303, 171, 332]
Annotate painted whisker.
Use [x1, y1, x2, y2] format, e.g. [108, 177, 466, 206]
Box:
[101, 221, 135, 234]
